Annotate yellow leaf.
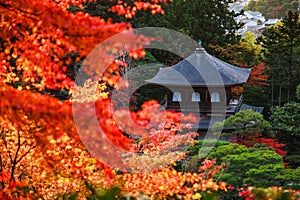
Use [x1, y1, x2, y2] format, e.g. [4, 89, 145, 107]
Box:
[4, 48, 10, 54]
[192, 193, 201, 200]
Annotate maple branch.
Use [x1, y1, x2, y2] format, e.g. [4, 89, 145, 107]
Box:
[15, 145, 36, 165]
[0, 154, 4, 189]
[10, 130, 21, 182]
[0, 155, 2, 172]
[17, 169, 26, 181]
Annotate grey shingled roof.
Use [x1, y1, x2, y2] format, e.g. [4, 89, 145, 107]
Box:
[238, 103, 264, 114]
[146, 48, 251, 87]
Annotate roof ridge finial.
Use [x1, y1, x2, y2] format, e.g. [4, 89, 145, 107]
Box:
[198, 39, 202, 47]
[195, 39, 205, 53]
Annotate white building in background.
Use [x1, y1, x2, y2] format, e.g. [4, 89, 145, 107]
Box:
[229, 0, 280, 36]
[265, 18, 280, 27]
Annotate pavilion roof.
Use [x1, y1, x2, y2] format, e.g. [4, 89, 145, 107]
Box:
[146, 47, 251, 87]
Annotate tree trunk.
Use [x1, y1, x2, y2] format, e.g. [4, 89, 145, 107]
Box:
[279, 84, 282, 107]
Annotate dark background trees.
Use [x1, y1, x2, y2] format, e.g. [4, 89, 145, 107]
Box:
[257, 10, 300, 105]
[79, 0, 243, 65]
[131, 0, 242, 46]
[270, 102, 300, 168]
[131, 0, 243, 64]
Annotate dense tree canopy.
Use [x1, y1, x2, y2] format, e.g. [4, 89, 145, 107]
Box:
[212, 31, 264, 68]
[258, 10, 300, 105]
[270, 102, 300, 168]
[271, 102, 300, 138]
[132, 0, 242, 46]
[82, 0, 243, 64]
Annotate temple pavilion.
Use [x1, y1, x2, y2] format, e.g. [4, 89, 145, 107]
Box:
[145, 45, 261, 131]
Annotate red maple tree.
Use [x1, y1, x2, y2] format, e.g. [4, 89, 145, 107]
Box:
[246, 62, 269, 86]
[0, 0, 177, 198]
[229, 133, 286, 157]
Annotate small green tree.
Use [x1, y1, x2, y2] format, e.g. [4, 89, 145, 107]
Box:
[214, 110, 271, 139]
[207, 143, 297, 189]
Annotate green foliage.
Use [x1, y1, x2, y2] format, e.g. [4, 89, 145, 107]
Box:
[211, 31, 264, 68]
[128, 52, 168, 111]
[244, 164, 285, 187]
[206, 143, 248, 161]
[79, 0, 243, 65]
[270, 102, 300, 137]
[133, 0, 242, 46]
[131, 84, 167, 111]
[177, 140, 229, 172]
[258, 11, 300, 104]
[221, 149, 283, 187]
[187, 140, 230, 156]
[276, 167, 300, 190]
[83, 181, 123, 200]
[129, 0, 242, 64]
[186, 141, 300, 191]
[55, 192, 79, 200]
[270, 102, 300, 168]
[206, 143, 289, 188]
[285, 155, 300, 169]
[200, 191, 221, 200]
[246, 187, 300, 200]
[214, 110, 271, 138]
[55, 182, 124, 200]
[243, 85, 269, 107]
